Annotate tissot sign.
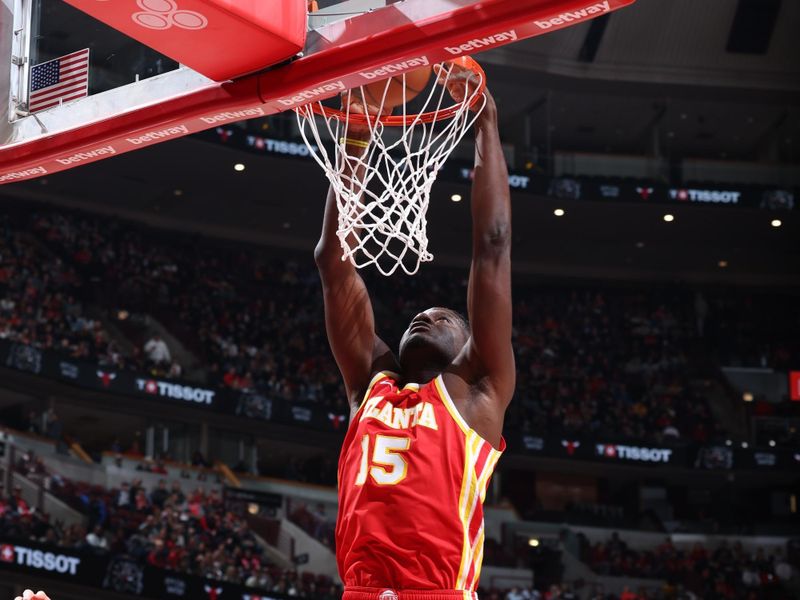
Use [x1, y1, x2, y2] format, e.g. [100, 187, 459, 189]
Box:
[596, 443, 674, 464]
[669, 188, 741, 204]
[135, 378, 215, 404]
[1, 543, 81, 575]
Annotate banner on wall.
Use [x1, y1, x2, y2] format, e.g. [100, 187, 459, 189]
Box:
[202, 128, 797, 210]
[3, 339, 797, 472]
[0, 339, 348, 434]
[0, 537, 305, 600]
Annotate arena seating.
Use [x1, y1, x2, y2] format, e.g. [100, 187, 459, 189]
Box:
[3, 206, 800, 448]
[5, 449, 342, 598]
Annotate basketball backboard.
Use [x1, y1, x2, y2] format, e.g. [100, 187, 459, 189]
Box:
[1, 0, 637, 184]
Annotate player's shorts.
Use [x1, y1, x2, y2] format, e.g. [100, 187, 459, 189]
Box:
[343, 587, 478, 600]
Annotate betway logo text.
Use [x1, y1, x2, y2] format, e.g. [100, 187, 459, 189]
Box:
[0, 544, 81, 575]
[56, 145, 116, 165]
[200, 107, 265, 124]
[126, 125, 189, 145]
[445, 30, 517, 55]
[135, 378, 215, 404]
[0, 166, 47, 183]
[534, 1, 611, 29]
[277, 81, 346, 107]
[360, 56, 430, 80]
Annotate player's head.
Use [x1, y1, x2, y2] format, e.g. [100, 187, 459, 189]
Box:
[398, 307, 470, 370]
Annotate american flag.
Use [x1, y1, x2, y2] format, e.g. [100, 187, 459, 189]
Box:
[28, 48, 90, 113]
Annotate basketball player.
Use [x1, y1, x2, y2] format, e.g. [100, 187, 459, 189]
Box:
[316, 64, 514, 598]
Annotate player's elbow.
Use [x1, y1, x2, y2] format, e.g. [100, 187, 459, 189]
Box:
[314, 240, 339, 270]
[476, 222, 511, 254]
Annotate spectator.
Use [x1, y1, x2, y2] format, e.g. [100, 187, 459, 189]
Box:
[10, 485, 30, 516]
[115, 482, 132, 508]
[149, 479, 169, 508]
[144, 334, 171, 365]
[86, 525, 108, 549]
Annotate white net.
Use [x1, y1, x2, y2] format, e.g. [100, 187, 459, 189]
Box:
[296, 60, 487, 276]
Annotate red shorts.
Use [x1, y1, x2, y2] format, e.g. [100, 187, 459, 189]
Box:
[343, 587, 478, 600]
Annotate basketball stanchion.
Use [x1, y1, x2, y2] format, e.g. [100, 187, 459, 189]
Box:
[295, 57, 487, 276]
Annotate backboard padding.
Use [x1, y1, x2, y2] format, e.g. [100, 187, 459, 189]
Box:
[1, 0, 637, 184]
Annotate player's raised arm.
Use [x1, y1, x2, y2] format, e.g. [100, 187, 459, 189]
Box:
[314, 102, 395, 405]
[462, 89, 515, 405]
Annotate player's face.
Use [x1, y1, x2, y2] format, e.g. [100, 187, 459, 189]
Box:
[398, 307, 469, 367]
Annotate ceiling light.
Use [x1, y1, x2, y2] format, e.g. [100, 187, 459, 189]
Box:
[741, 442, 748, 449]
[663, 214, 674, 222]
[528, 538, 540, 547]
[234, 163, 246, 172]
[718, 260, 728, 268]
[771, 219, 782, 228]
[769, 440, 776, 447]
[554, 208, 565, 217]
[451, 193, 462, 202]
[725, 439, 732, 446]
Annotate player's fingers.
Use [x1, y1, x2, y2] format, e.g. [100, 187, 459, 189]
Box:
[36, 592, 51, 600]
[433, 64, 451, 85]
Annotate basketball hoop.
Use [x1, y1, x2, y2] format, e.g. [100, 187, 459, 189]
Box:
[296, 57, 487, 276]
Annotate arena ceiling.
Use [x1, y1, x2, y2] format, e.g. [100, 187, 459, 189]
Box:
[484, 0, 800, 160]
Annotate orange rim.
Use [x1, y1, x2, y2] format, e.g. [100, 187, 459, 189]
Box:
[306, 56, 486, 127]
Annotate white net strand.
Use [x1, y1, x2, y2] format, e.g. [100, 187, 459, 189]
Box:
[296, 62, 486, 276]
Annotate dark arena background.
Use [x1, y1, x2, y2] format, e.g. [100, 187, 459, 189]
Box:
[1, 1, 799, 599]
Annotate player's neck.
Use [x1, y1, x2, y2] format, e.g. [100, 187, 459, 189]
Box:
[399, 362, 445, 386]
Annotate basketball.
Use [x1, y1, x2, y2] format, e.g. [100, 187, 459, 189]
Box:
[361, 66, 432, 109]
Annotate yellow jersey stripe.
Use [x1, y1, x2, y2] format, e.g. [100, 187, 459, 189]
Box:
[458, 436, 485, 588]
[469, 528, 486, 590]
[478, 448, 501, 503]
[356, 371, 397, 412]
[435, 375, 470, 435]
[455, 430, 475, 589]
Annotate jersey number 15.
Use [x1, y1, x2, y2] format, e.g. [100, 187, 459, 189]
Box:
[355, 434, 411, 486]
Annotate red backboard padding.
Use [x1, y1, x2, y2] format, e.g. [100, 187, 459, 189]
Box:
[1, 0, 638, 183]
[63, 0, 307, 81]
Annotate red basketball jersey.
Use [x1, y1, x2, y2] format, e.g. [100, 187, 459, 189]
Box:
[336, 372, 505, 591]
